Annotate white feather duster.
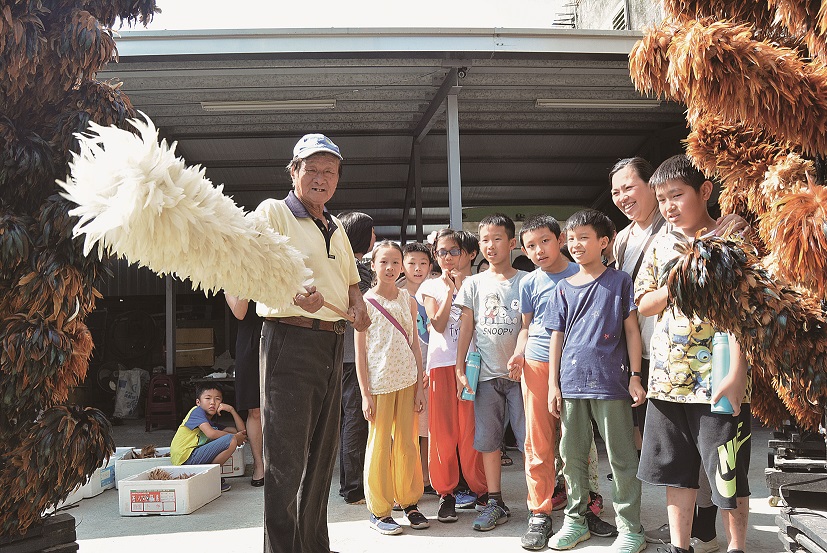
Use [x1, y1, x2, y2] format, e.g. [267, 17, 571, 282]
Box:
[57, 113, 311, 309]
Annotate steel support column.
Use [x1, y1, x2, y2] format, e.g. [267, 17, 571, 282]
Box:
[446, 93, 462, 230]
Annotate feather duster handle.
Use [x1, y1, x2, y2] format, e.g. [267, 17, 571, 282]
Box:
[57, 114, 311, 309]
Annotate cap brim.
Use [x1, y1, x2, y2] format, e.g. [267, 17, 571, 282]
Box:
[296, 146, 343, 160]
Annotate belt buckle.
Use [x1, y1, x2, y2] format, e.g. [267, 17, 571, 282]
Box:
[333, 320, 347, 335]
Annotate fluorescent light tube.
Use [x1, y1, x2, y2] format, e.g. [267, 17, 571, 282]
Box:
[201, 100, 336, 112]
[535, 98, 661, 109]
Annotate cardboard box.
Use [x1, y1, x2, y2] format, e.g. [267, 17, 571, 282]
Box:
[175, 328, 214, 367]
[118, 465, 220, 516]
[221, 446, 244, 477]
[115, 447, 172, 489]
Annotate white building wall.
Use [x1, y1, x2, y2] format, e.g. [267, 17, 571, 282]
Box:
[574, 0, 663, 30]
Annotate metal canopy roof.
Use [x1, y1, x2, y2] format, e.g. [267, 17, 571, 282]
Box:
[99, 27, 687, 240]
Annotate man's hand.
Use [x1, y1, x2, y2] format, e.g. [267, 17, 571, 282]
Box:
[715, 213, 750, 237]
[349, 304, 370, 332]
[294, 285, 324, 313]
[629, 378, 647, 408]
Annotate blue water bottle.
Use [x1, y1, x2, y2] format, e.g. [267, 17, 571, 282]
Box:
[461, 351, 481, 401]
[710, 332, 734, 414]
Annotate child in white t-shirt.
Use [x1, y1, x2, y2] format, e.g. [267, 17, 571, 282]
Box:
[416, 229, 487, 523]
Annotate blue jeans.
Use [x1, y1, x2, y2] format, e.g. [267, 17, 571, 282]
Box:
[185, 434, 233, 464]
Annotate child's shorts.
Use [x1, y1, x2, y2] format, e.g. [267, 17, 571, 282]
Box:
[185, 433, 234, 465]
[638, 398, 751, 510]
[473, 377, 525, 453]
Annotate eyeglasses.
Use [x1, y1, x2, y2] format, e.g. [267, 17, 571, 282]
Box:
[436, 248, 462, 258]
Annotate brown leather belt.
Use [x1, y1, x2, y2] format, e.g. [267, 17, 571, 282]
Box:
[267, 316, 347, 335]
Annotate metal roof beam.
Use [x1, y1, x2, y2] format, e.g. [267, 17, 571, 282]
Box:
[413, 68, 459, 144]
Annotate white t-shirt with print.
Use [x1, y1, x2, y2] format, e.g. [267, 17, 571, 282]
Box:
[416, 277, 463, 372]
[454, 270, 528, 382]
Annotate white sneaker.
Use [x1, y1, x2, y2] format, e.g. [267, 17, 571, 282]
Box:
[644, 524, 669, 544]
[690, 537, 720, 553]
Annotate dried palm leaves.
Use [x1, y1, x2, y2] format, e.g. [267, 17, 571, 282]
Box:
[663, 234, 825, 430]
[59, 114, 312, 310]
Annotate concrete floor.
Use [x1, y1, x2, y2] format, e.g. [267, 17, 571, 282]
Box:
[69, 419, 788, 553]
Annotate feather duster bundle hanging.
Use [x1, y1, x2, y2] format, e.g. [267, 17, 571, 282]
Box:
[47, 8, 116, 90]
[0, 405, 113, 535]
[759, 184, 827, 297]
[636, 18, 827, 156]
[58, 113, 311, 309]
[0, 314, 75, 425]
[662, 233, 826, 430]
[0, 208, 34, 283]
[684, 116, 791, 217]
[629, 22, 678, 100]
[771, 0, 827, 61]
[43, 0, 159, 28]
[663, 0, 787, 44]
[0, 5, 46, 102]
[0, 116, 58, 210]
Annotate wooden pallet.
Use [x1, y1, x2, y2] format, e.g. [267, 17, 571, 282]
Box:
[0, 513, 77, 553]
[777, 509, 827, 553]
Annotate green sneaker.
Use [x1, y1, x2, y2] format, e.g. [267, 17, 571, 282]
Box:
[612, 532, 647, 553]
[548, 520, 590, 550]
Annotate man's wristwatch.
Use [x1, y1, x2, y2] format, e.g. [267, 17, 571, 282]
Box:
[630, 372, 642, 378]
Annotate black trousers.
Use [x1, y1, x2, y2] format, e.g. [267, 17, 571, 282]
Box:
[261, 320, 343, 553]
[338, 362, 368, 503]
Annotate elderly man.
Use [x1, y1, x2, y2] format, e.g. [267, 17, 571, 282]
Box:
[255, 134, 370, 553]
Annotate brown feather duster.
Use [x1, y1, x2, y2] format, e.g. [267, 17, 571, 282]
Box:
[0, 0, 158, 536]
[663, 234, 825, 430]
[672, 19, 827, 156]
[0, 405, 113, 535]
[684, 116, 791, 217]
[759, 184, 827, 297]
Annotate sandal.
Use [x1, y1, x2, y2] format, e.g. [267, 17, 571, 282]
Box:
[500, 449, 513, 467]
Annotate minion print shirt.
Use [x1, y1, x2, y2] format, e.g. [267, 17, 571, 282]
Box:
[635, 232, 752, 404]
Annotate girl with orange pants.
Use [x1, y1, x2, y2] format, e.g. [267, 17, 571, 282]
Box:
[416, 229, 487, 523]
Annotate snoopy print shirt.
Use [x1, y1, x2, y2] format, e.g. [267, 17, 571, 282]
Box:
[454, 270, 528, 381]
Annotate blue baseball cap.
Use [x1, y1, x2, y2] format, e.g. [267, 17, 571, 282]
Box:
[293, 133, 342, 160]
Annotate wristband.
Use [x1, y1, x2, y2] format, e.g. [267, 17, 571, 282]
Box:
[630, 372, 642, 378]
